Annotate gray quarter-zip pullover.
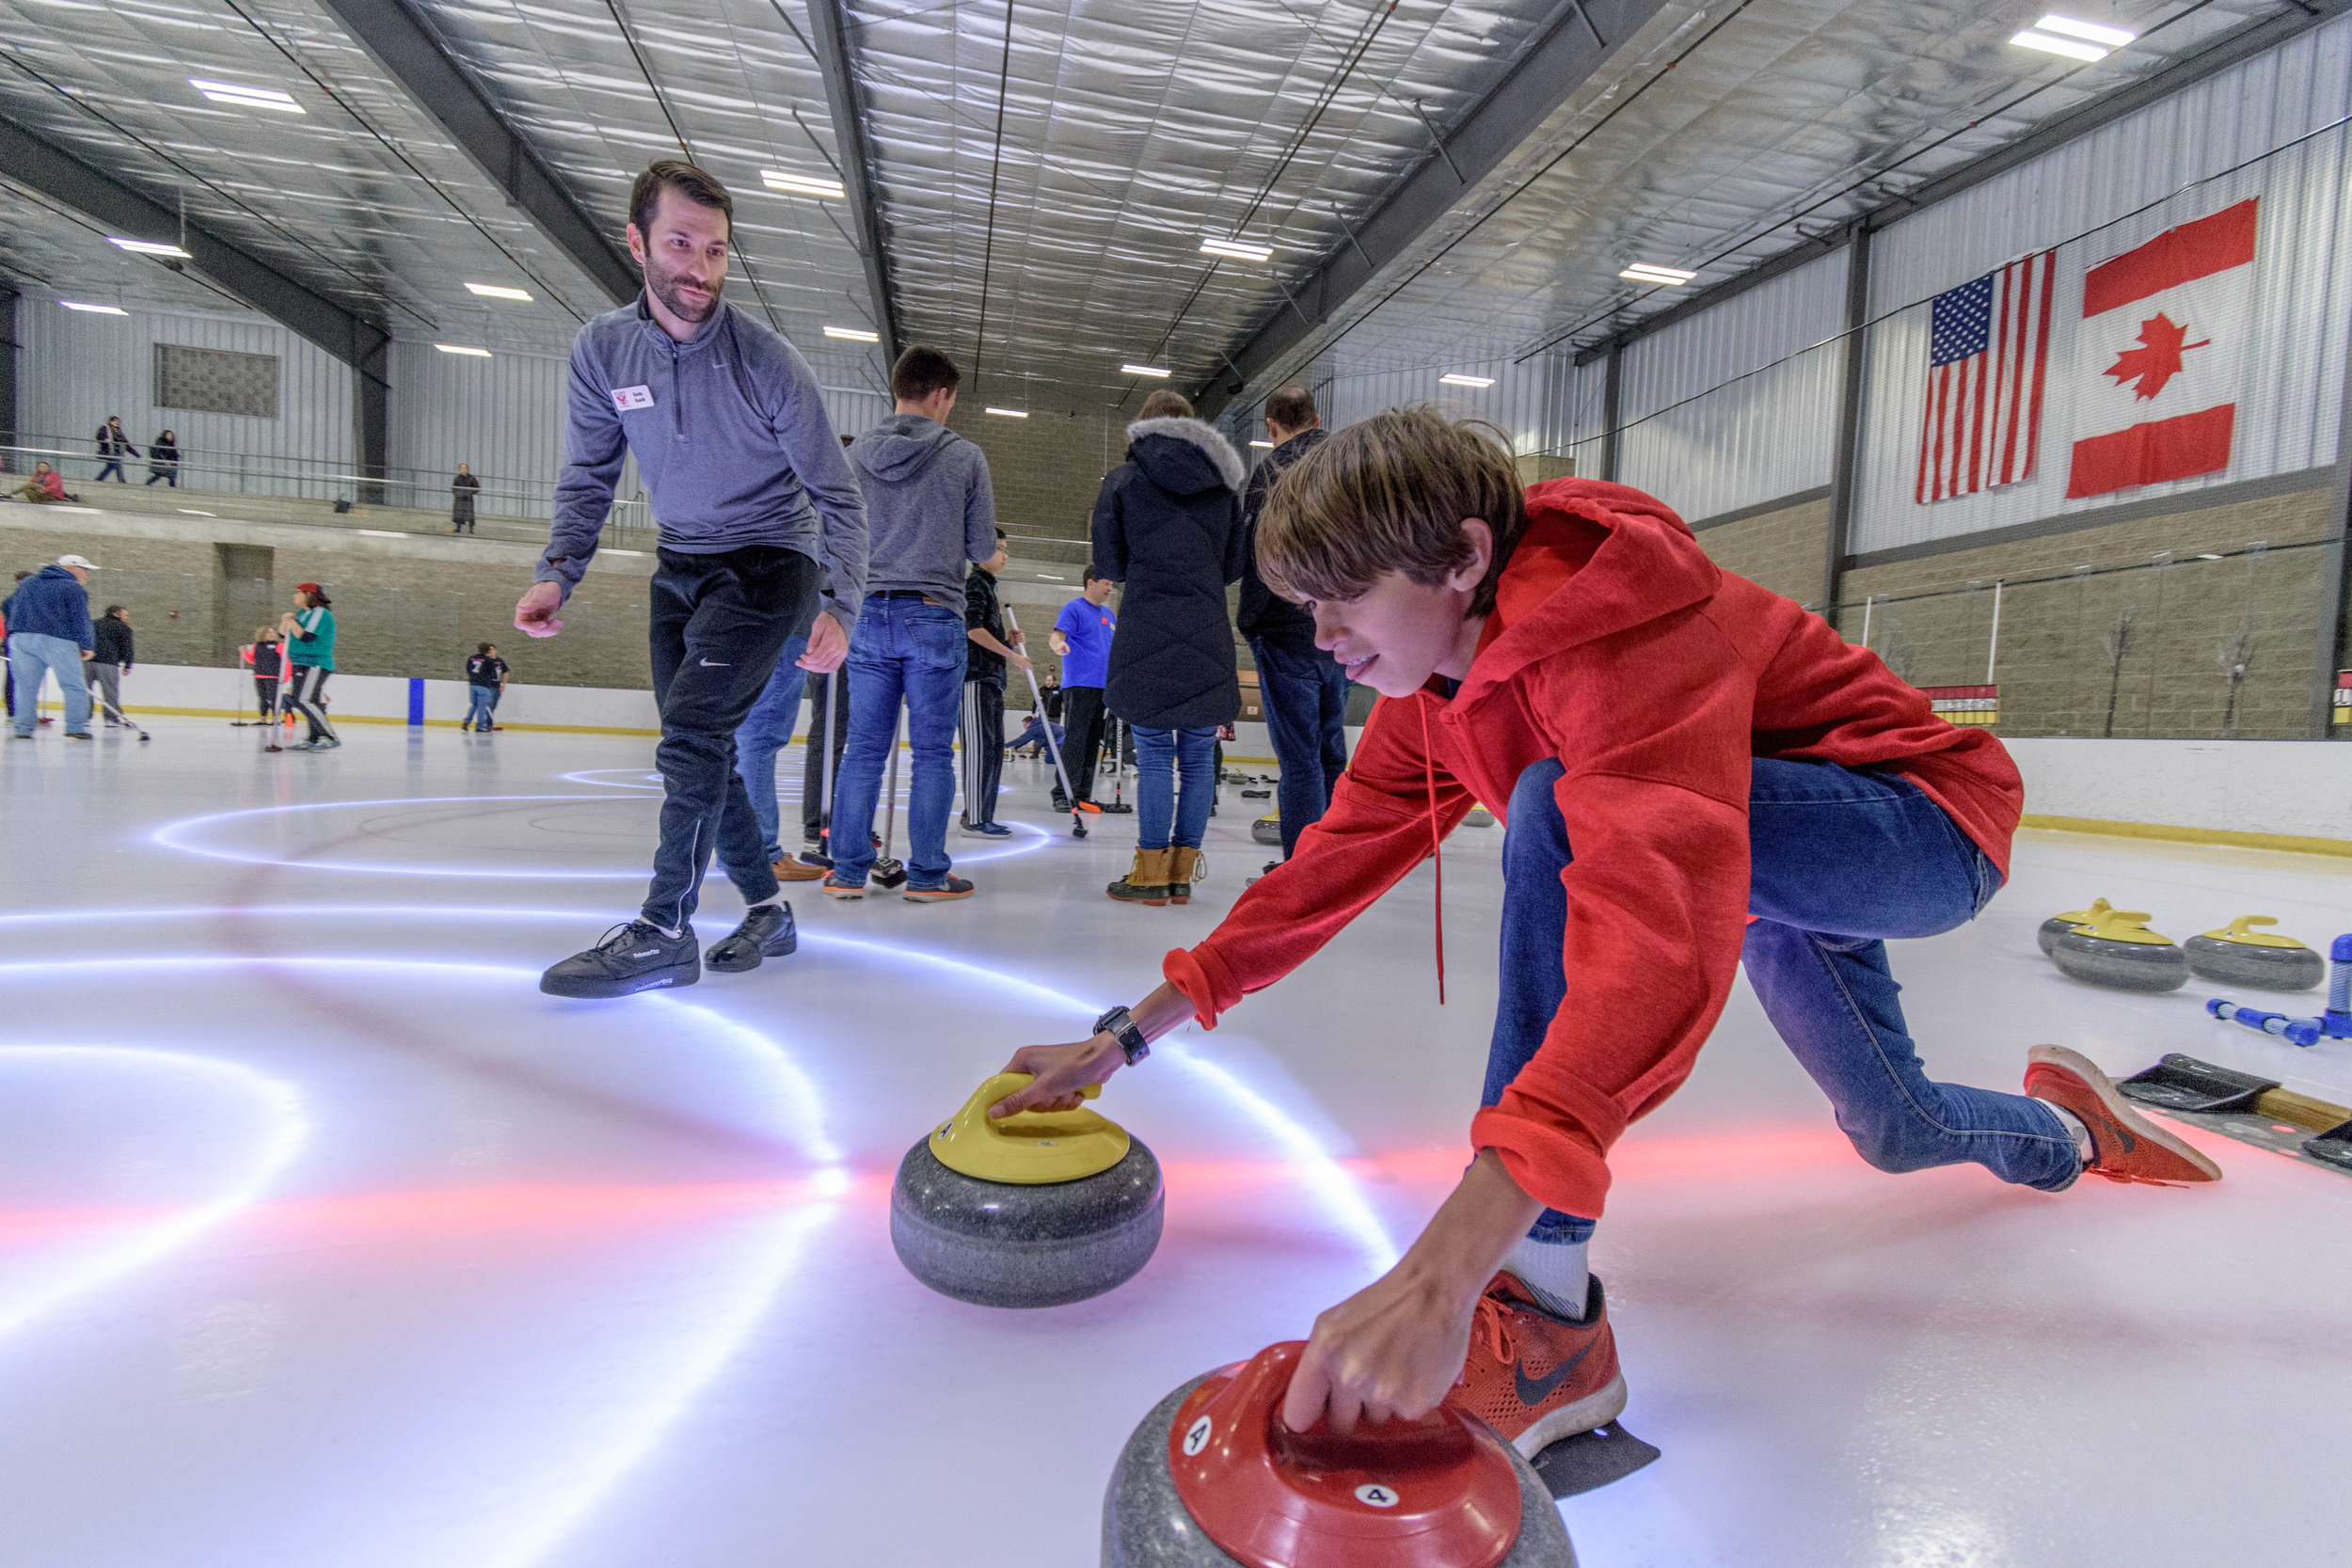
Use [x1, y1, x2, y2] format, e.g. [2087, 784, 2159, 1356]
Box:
[538, 296, 869, 630]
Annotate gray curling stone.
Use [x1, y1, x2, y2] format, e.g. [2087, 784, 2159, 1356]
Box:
[2185, 917, 2326, 991]
[1252, 813, 1282, 847]
[1104, 1346, 1575, 1568]
[890, 1073, 1162, 1309]
[2038, 897, 2112, 957]
[2050, 910, 2187, 993]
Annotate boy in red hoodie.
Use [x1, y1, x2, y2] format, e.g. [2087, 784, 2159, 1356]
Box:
[993, 409, 2216, 1456]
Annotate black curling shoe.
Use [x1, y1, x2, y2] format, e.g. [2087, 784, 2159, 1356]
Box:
[540, 920, 700, 998]
[706, 902, 798, 973]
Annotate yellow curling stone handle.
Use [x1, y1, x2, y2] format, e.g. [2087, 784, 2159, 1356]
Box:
[2198, 915, 2308, 950]
[2057, 896, 2113, 927]
[2077, 909, 2174, 946]
[930, 1071, 1131, 1184]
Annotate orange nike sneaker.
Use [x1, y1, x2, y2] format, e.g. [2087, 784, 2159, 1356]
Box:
[2025, 1043, 2222, 1185]
[1447, 1272, 1627, 1457]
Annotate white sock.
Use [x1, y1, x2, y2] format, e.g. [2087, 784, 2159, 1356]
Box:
[2045, 1103, 2095, 1164]
[1502, 1236, 1591, 1322]
[646, 922, 682, 939]
[748, 894, 782, 909]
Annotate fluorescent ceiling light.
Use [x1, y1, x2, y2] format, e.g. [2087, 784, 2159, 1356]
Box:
[763, 168, 845, 199]
[2034, 13, 2135, 46]
[1200, 237, 1273, 262]
[1248, 439, 1274, 448]
[1438, 372, 1496, 388]
[464, 282, 532, 301]
[59, 300, 127, 314]
[822, 325, 880, 342]
[109, 237, 190, 258]
[1619, 263, 1697, 285]
[355, 529, 405, 538]
[2010, 28, 2107, 59]
[435, 343, 492, 357]
[178, 508, 215, 516]
[984, 406, 1028, 418]
[1121, 363, 1170, 378]
[189, 77, 302, 113]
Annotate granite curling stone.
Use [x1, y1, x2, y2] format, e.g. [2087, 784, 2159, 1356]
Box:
[891, 1071, 1162, 1309]
[1464, 805, 1497, 828]
[2185, 916, 2326, 991]
[2050, 909, 2187, 992]
[2038, 897, 2112, 958]
[1104, 1341, 1575, 1568]
[1252, 813, 1283, 847]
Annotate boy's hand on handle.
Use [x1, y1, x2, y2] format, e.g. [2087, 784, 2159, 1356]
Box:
[1282, 1265, 1478, 1436]
[514, 581, 565, 639]
[990, 1037, 1124, 1117]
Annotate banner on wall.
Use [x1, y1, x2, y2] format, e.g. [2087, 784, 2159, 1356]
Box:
[1915, 250, 2056, 503]
[2066, 198, 2256, 499]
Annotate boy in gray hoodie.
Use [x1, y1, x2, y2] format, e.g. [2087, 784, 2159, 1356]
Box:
[823, 346, 998, 902]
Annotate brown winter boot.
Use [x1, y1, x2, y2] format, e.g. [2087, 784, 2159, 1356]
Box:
[1107, 847, 1174, 906]
[1166, 846, 1203, 906]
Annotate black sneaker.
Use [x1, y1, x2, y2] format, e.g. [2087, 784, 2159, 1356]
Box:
[706, 903, 797, 973]
[540, 920, 700, 998]
[902, 876, 975, 903]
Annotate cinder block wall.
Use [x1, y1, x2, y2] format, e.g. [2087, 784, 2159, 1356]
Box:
[1692, 496, 1833, 608]
[1839, 484, 2337, 740]
[944, 406, 1129, 545]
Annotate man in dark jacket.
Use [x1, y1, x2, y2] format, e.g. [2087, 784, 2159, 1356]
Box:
[1239, 386, 1349, 867]
[823, 345, 997, 903]
[452, 464, 482, 533]
[94, 418, 135, 483]
[961, 527, 1026, 836]
[1091, 388, 1248, 903]
[6, 556, 97, 738]
[89, 605, 134, 723]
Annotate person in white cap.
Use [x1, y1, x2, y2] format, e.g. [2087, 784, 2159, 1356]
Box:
[4, 554, 98, 739]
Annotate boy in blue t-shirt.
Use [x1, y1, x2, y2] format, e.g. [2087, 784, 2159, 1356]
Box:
[1048, 565, 1117, 811]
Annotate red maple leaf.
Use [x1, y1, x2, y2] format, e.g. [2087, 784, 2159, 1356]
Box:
[2103, 311, 2209, 401]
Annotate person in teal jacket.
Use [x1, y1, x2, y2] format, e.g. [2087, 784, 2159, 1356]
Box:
[278, 582, 340, 751]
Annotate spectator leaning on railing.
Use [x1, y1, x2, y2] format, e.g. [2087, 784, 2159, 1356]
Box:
[146, 431, 181, 487]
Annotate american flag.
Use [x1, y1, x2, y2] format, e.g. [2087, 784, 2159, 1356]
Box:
[1915, 250, 2055, 503]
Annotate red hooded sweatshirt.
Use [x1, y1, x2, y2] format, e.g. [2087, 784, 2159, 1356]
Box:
[1163, 478, 2023, 1222]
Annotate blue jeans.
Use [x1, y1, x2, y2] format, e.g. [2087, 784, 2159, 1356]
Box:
[733, 634, 810, 861]
[8, 632, 91, 735]
[1488, 755, 2074, 1244]
[1133, 724, 1218, 851]
[465, 685, 499, 728]
[829, 598, 966, 889]
[1250, 639, 1350, 859]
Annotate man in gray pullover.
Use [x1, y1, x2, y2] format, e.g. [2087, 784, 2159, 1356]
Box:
[822, 345, 997, 902]
[515, 160, 870, 997]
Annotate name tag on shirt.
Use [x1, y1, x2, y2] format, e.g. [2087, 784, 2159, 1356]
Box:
[612, 385, 655, 412]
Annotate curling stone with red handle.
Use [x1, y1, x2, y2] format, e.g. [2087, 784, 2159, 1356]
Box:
[1103, 1340, 1574, 1568]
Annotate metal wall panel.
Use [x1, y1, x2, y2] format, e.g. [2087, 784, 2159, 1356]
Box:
[1310, 352, 1577, 456]
[19, 299, 353, 488]
[1852, 13, 2352, 555]
[387, 339, 570, 507]
[1618, 248, 1849, 523]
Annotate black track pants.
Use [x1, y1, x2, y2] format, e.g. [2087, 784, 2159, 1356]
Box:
[286, 664, 336, 742]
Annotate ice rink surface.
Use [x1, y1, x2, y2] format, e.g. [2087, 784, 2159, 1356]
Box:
[3, 718, 2348, 1567]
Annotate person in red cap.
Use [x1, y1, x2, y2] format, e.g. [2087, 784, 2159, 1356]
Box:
[990, 407, 2217, 1460]
[278, 584, 338, 751]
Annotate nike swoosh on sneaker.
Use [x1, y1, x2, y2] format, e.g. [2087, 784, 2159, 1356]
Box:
[1514, 1341, 1594, 1406]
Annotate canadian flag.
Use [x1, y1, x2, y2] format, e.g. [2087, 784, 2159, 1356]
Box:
[2065, 198, 2256, 499]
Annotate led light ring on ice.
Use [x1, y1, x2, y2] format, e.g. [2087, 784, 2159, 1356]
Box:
[0, 951, 843, 1568]
[0, 909, 1398, 1272]
[557, 767, 973, 805]
[0, 1046, 306, 1340]
[153, 795, 1054, 878]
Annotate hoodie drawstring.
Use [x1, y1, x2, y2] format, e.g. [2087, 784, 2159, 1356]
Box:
[1420, 698, 1445, 1006]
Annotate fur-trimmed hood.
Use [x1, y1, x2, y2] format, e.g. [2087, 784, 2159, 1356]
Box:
[1124, 415, 1244, 496]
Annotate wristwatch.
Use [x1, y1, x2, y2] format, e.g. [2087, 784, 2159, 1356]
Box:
[1094, 1006, 1151, 1066]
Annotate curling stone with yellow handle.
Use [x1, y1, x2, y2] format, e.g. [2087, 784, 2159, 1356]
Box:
[2038, 897, 2113, 958]
[2185, 916, 2327, 991]
[890, 1072, 1164, 1308]
[2051, 909, 2188, 992]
